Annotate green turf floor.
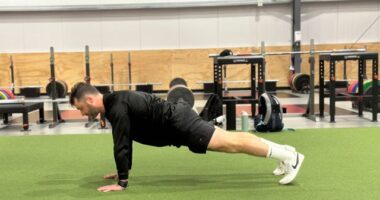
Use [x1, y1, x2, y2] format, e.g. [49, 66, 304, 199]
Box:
[1, 127, 380, 200]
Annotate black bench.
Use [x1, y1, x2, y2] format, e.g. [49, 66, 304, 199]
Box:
[0, 102, 45, 131]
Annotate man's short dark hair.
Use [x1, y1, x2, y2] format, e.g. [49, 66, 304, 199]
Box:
[69, 82, 100, 105]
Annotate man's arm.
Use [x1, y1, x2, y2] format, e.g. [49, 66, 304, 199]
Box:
[128, 138, 133, 170]
[102, 122, 133, 182]
[98, 111, 131, 192]
[112, 112, 131, 181]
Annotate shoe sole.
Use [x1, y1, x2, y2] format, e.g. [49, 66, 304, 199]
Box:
[279, 153, 305, 185]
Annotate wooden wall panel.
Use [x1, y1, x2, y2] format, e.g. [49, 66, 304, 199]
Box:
[132, 50, 172, 91]
[55, 52, 84, 92]
[0, 54, 10, 87]
[7, 53, 50, 93]
[0, 43, 378, 93]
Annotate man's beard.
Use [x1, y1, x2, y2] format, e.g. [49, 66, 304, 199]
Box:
[88, 106, 100, 120]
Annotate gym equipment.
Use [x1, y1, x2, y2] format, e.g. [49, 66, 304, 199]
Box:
[84, 45, 107, 129]
[289, 73, 310, 93]
[350, 80, 380, 111]
[197, 80, 251, 84]
[136, 85, 153, 93]
[94, 82, 162, 87]
[167, 78, 195, 108]
[197, 80, 251, 94]
[128, 52, 132, 91]
[0, 90, 8, 99]
[264, 39, 316, 122]
[47, 47, 64, 129]
[9, 56, 15, 94]
[348, 80, 358, 94]
[0, 89, 15, 100]
[0, 48, 65, 131]
[324, 80, 348, 93]
[46, 79, 68, 98]
[363, 86, 380, 110]
[319, 51, 378, 122]
[0, 97, 68, 104]
[0, 90, 8, 100]
[219, 49, 233, 57]
[0, 102, 45, 131]
[110, 53, 114, 92]
[1, 47, 64, 130]
[19, 87, 41, 98]
[0, 89, 15, 99]
[95, 86, 111, 94]
[169, 77, 188, 88]
[209, 48, 366, 57]
[363, 79, 377, 93]
[211, 50, 264, 130]
[85, 45, 91, 85]
[197, 80, 277, 92]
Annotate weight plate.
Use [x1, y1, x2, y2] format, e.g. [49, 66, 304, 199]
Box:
[167, 85, 195, 107]
[169, 78, 188, 88]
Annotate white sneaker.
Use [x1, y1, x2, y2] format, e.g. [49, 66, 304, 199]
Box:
[279, 153, 305, 185]
[272, 145, 296, 176]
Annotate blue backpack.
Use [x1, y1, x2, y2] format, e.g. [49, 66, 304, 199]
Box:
[254, 93, 284, 132]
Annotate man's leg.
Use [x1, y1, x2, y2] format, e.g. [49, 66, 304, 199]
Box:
[207, 126, 304, 185]
[207, 127, 269, 156]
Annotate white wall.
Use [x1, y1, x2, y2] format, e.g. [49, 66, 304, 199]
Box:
[302, 1, 380, 44]
[0, 0, 379, 53]
[0, 0, 257, 6]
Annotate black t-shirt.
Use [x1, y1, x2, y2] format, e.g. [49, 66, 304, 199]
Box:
[103, 91, 184, 180]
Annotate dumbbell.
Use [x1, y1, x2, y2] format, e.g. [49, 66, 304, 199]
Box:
[167, 77, 195, 107]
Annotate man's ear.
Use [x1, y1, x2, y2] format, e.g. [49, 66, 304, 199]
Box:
[85, 95, 94, 104]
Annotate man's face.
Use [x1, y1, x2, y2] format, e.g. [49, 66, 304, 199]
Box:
[74, 95, 99, 119]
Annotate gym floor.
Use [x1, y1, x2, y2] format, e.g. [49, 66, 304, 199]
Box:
[1, 90, 380, 200]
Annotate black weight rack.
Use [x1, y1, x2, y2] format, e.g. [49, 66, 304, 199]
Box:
[212, 55, 266, 130]
[319, 51, 378, 122]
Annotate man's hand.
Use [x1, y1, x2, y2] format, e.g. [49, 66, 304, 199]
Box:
[97, 184, 125, 192]
[103, 170, 131, 180]
[103, 173, 118, 180]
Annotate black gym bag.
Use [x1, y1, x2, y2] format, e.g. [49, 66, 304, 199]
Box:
[254, 93, 284, 132]
[199, 94, 223, 125]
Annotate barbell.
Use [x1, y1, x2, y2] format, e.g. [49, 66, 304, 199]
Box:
[92, 82, 162, 87]
[209, 47, 366, 57]
[196, 80, 252, 84]
[0, 97, 69, 104]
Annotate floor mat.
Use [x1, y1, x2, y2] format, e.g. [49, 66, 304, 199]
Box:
[0, 128, 379, 200]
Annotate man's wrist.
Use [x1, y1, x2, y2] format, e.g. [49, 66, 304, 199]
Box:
[118, 179, 128, 188]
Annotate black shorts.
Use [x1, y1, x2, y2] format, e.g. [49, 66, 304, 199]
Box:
[168, 102, 216, 154]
